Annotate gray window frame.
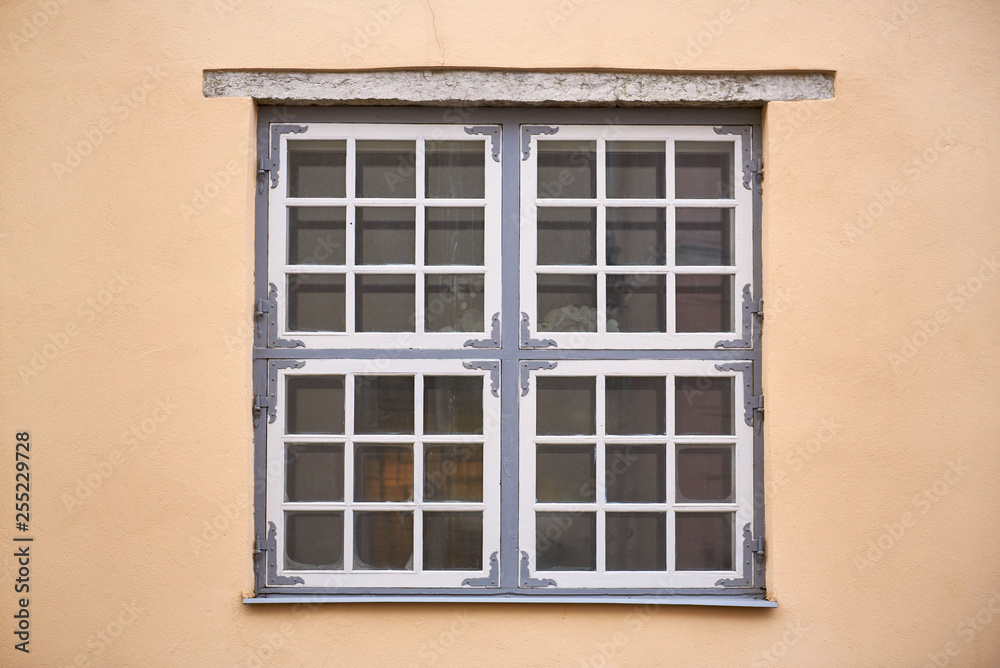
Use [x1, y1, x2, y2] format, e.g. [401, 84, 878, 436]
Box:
[250, 105, 767, 606]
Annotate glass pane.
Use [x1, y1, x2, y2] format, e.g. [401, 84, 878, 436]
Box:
[423, 512, 483, 570]
[288, 207, 345, 265]
[536, 377, 596, 435]
[356, 207, 415, 265]
[354, 512, 413, 570]
[284, 512, 343, 570]
[286, 444, 344, 502]
[537, 274, 597, 332]
[675, 141, 734, 199]
[354, 375, 414, 434]
[287, 140, 346, 199]
[606, 513, 666, 571]
[606, 445, 666, 503]
[424, 444, 483, 502]
[536, 512, 596, 571]
[288, 274, 345, 332]
[537, 208, 596, 265]
[356, 140, 416, 198]
[675, 274, 733, 333]
[606, 141, 666, 199]
[356, 275, 415, 332]
[425, 141, 485, 199]
[677, 446, 734, 502]
[676, 208, 734, 266]
[424, 274, 484, 333]
[675, 512, 734, 571]
[425, 207, 484, 266]
[537, 140, 597, 199]
[674, 377, 734, 435]
[354, 444, 413, 502]
[606, 376, 666, 435]
[606, 208, 666, 266]
[607, 274, 666, 333]
[286, 376, 345, 435]
[424, 376, 483, 434]
[536, 445, 595, 502]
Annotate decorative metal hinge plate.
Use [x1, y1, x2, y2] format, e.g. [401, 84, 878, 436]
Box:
[520, 360, 557, 396]
[715, 284, 761, 349]
[519, 551, 556, 588]
[713, 125, 761, 194]
[464, 313, 501, 348]
[253, 360, 306, 427]
[258, 124, 308, 193]
[714, 361, 763, 431]
[256, 283, 305, 349]
[256, 521, 304, 586]
[462, 551, 499, 587]
[462, 361, 500, 397]
[716, 523, 763, 588]
[521, 125, 559, 160]
[520, 312, 556, 349]
[464, 126, 501, 162]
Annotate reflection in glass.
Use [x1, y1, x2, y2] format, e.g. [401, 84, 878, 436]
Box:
[606, 208, 666, 265]
[354, 512, 413, 570]
[536, 512, 596, 571]
[288, 207, 345, 265]
[354, 375, 414, 434]
[606, 141, 666, 199]
[675, 512, 734, 571]
[674, 377, 734, 435]
[607, 274, 666, 333]
[605, 445, 665, 503]
[606, 513, 666, 571]
[424, 274, 484, 332]
[677, 446, 734, 502]
[675, 141, 734, 199]
[537, 141, 597, 199]
[425, 141, 485, 199]
[288, 140, 346, 199]
[424, 444, 483, 502]
[537, 208, 596, 265]
[424, 376, 483, 434]
[425, 207, 484, 266]
[537, 274, 597, 332]
[423, 512, 483, 570]
[536, 445, 595, 502]
[676, 208, 734, 266]
[356, 207, 415, 265]
[286, 376, 345, 435]
[354, 444, 413, 502]
[536, 377, 596, 435]
[286, 444, 344, 502]
[356, 275, 416, 332]
[606, 377, 666, 435]
[356, 140, 416, 198]
[288, 274, 345, 332]
[284, 512, 343, 570]
[675, 274, 733, 333]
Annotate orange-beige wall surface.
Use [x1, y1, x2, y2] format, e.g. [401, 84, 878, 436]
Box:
[1, 0, 998, 666]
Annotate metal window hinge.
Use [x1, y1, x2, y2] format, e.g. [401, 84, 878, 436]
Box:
[521, 126, 559, 160]
[519, 551, 556, 588]
[464, 126, 501, 162]
[253, 360, 306, 428]
[751, 394, 764, 430]
[257, 124, 308, 194]
[750, 158, 764, 192]
[461, 551, 499, 587]
[252, 394, 273, 428]
[255, 283, 304, 349]
[715, 284, 759, 349]
[716, 523, 764, 588]
[255, 521, 304, 586]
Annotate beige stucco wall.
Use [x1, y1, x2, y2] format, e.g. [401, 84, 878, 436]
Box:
[1, 0, 998, 666]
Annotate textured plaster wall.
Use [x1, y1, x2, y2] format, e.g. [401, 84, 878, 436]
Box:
[1, 0, 998, 666]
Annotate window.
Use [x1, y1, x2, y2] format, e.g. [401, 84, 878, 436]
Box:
[252, 107, 764, 602]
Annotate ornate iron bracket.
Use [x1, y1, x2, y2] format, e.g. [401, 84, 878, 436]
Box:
[258, 124, 308, 194]
[521, 125, 559, 160]
[463, 361, 500, 397]
[256, 521, 305, 586]
[520, 360, 557, 396]
[464, 312, 500, 348]
[520, 312, 556, 349]
[714, 361, 762, 432]
[461, 551, 499, 587]
[255, 283, 305, 349]
[519, 551, 556, 588]
[715, 284, 761, 349]
[254, 360, 306, 428]
[713, 125, 761, 194]
[715, 523, 763, 588]
[464, 126, 501, 163]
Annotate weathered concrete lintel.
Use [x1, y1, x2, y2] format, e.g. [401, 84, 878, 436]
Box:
[203, 70, 834, 107]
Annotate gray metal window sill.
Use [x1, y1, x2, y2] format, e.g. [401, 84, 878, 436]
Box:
[244, 594, 776, 607]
